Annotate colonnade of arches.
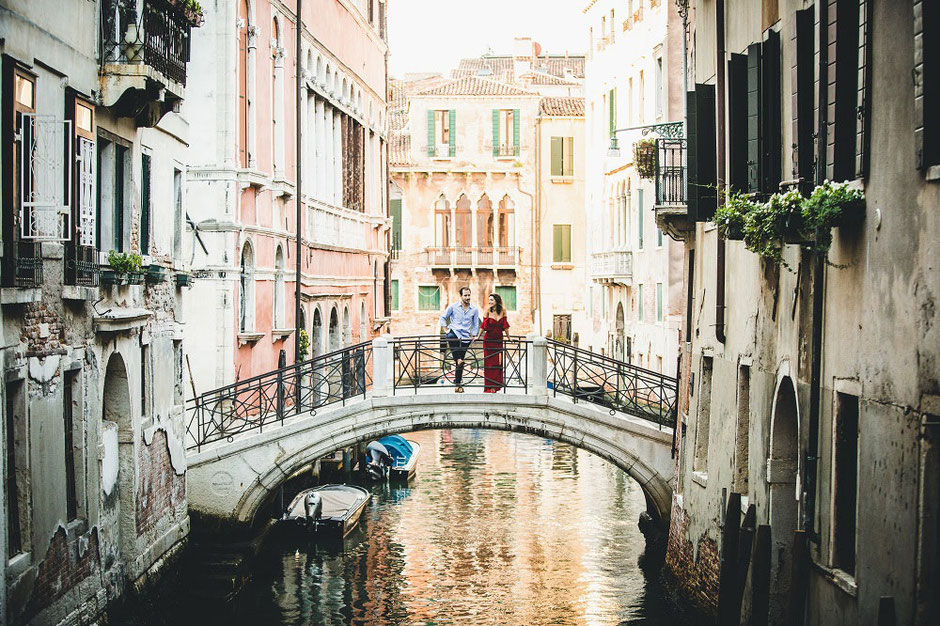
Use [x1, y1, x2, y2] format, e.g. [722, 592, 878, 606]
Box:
[433, 192, 516, 249]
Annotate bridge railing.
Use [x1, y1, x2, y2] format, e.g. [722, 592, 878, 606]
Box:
[545, 340, 678, 429]
[186, 341, 373, 450]
[390, 335, 528, 392]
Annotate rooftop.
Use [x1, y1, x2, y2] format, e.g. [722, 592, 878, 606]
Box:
[540, 97, 586, 117]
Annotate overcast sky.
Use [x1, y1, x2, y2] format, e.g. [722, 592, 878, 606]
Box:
[387, 0, 587, 77]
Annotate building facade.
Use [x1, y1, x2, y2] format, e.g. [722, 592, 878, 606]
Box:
[1, 0, 197, 622]
[388, 41, 585, 339]
[184, 0, 390, 394]
[582, 0, 685, 374]
[662, 1, 939, 624]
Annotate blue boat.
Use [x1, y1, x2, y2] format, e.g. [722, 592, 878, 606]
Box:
[364, 434, 421, 481]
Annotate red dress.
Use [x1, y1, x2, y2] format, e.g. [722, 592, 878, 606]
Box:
[481, 316, 510, 391]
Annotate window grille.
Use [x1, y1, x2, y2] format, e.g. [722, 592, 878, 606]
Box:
[19, 114, 72, 241]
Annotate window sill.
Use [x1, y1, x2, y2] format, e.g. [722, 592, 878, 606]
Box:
[551, 263, 574, 270]
[691, 471, 708, 488]
[811, 561, 858, 597]
[272, 328, 294, 340]
[7, 551, 31, 578]
[550, 176, 574, 184]
[0, 288, 42, 305]
[62, 285, 98, 302]
[238, 332, 265, 345]
[925, 165, 940, 181]
[495, 155, 517, 161]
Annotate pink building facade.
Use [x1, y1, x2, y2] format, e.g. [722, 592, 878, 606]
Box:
[184, 0, 390, 391]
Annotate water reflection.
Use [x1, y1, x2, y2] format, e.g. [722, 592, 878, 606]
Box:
[129, 429, 705, 625]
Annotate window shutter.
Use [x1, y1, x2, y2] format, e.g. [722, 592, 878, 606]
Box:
[855, 0, 872, 178]
[746, 43, 762, 194]
[564, 137, 575, 176]
[553, 224, 562, 262]
[792, 8, 815, 189]
[761, 30, 782, 194]
[728, 54, 748, 190]
[686, 84, 717, 222]
[78, 137, 96, 247]
[492, 109, 500, 156]
[513, 109, 520, 156]
[427, 109, 435, 156]
[608, 88, 616, 136]
[141, 153, 151, 253]
[448, 109, 456, 157]
[637, 188, 644, 249]
[562, 225, 571, 262]
[551, 137, 563, 176]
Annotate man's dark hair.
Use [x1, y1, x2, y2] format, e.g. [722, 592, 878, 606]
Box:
[459, 286, 471, 296]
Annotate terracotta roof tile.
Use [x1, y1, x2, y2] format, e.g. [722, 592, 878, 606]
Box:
[519, 71, 581, 86]
[452, 55, 585, 81]
[389, 132, 411, 167]
[539, 97, 585, 117]
[415, 76, 538, 97]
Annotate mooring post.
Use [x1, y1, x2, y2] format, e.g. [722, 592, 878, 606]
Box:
[786, 529, 809, 625]
[750, 525, 772, 626]
[717, 491, 742, 625]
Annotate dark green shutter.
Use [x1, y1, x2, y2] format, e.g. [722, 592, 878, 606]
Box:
[637, 188, 644, 249]
[390, 280, 399, 310]
[855, 0, 872, 178]
[512, 109, 520, 156]
[746, 43, 761, 193]
[761, 30, 781, 194]
[551, 137, 563, 176]
[448, 109, 456, 157]
[390, 199, 402, 250]
[492, 110, 500, 156]
[686, 84, 716, 222]
[141, 153, 150, 254]
[792, 9, 815, 189]
[427, 109, 435, 156]
[728, 53, 748, 190]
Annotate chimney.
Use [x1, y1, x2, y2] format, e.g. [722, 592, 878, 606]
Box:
[513, 36, 533, 77]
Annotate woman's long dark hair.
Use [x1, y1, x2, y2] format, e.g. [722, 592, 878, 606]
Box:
[489, 293, 504, 315]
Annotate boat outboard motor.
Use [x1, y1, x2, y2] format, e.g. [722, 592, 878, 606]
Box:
[304, 492, 322, 525]
[365, 440, 392, 480]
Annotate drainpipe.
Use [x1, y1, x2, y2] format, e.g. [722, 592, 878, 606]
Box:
[534, 113, 543, 335]
[294, 0, 304, 363]
[515, 176, 537, 330]
[715, 0, 727, 344]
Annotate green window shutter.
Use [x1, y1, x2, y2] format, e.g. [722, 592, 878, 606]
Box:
[496, 286, 517, 311]
[390, 199, 402, 250]
[141, 153, 151, 254]
[656, 283, 663, 321]
[448, 109, 456, 157]
[551, 137, 563, 176]
[657, 226, 663, 247]
[427, 109, 436, 157]
[746, 43, 761, 193]
[512, 109, 520, 156]
[391, 280, 399, 310]
[492, 110, 500, 156]
[608, 88, 616, 136]
[418, 285, 440, 311]
[564, 137, 574, 176]
[638, 284, 644, 322]
[637, 188, 644, 249]
[552, 225, 562, 262]
[562, 225, 571, 262]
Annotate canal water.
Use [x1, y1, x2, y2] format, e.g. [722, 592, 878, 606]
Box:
[127, 429, 706, 625]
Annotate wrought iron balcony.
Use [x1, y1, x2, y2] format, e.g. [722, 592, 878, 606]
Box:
[655, 138, 687, 207]
[495, 144, 518, 158]
[99, 0, 197, 124]
[591, 250, 633, 285]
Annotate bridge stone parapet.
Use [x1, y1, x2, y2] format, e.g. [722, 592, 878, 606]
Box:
[187, 391, 675, 529]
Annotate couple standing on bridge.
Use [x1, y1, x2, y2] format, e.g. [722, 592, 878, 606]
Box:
[439, 286, 510, 393]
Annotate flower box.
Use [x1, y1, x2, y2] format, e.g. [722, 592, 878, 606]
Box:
[146, 265, 167, 283]
[100, 270, 129, 287]
[127, 271, 146, 285]
[175, 272, 194, 287]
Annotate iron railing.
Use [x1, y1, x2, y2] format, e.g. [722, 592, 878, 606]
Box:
[4, 242, 43, 288]
[186, 342, 373, 450]
[655, 138, 687, 207]
[391, 335, 528, 392]
[546, 340, 677, 428]
[100, 0, 192, 86]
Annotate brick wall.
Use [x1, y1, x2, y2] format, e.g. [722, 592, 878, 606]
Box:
[136, 429, 186, 535]
[24, 526, 100, 619]
[21, 302, 66, 357]
[665, 495, 720, 615]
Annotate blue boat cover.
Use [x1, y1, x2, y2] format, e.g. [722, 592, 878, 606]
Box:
[378, 435, 413, 464]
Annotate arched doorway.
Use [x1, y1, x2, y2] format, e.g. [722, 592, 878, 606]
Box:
[768, 375, 799, 623]
[102, 353, 134, 558]
[328, 307, 340, 351]
[615, 302, 625, 361]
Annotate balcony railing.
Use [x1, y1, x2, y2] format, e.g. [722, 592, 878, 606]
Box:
[591, 250, 633, 285]
[101, 0, 193, 86]
[655, 138, 687, 207]
[426, 246, 519, 269]
[495, 144, 517, 158]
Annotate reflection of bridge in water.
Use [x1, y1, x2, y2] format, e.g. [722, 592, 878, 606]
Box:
[185, 336, 678, 528]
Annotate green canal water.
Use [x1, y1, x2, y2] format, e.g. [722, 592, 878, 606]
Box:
[126, 429, 707, 625]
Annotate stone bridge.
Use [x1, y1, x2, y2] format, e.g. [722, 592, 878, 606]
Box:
[185, 336, 678, 528]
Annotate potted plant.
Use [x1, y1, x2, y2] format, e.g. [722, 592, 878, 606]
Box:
[102, 251, 143, 286]
[740, 189, 806, 266]
[175, 271, 194, 287]
[802, 180, 865, 230]
[633, 138, 657, 179]
[713, 190, 755, 240]
[167, 0, 205, 27]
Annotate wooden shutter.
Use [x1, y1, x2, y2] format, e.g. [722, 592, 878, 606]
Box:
[728, 53, 748, 190]
[390, 279, 399, 310]
[513, 109, 520, 156]
[427, 109, 435, 156]
[637, 188, 644, 249]
[855, 0, 871, 178]
[551, 137, 563, 176]
[390, 198, 402, 250]
[563, 225, 571, 262]
[564, 137, 574, 176]
[608, 88, 616, 136]
[448, 109, 456, 157]
[761, 29, 782, 194]
[687, 85, 717, 221]
[746, 43, 762, 193]
[792, 8, 815, 189]
[492, 109, 500, 156]
[553, 224, 563, 262]
[141, 153, 151, 253]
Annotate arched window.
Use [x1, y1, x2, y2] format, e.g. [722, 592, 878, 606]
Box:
[312, 307, 323, 357]
[455, 194, 472, 247]
[328, 306, 340, 351]
[239, 242, 255, 332]
[271, 16, 285, 173]
[476, 194, 493, 247]
[434, 195, 451, 247]
[342, 306, 351, 346]
[498, 195, 515, 248]
[274, 246, 285, 328]
[360, 301, 367, 343]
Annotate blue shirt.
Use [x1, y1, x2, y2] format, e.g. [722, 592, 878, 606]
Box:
[439, 302, 480, 340]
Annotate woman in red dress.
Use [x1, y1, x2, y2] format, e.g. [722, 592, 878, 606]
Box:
[477, 293, 509, 393]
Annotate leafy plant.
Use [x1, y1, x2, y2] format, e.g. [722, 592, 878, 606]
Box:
[298, 328, 310, 361]
[107, 251, 143, 274]
[741, 189, 805, 267]
[633, 138, 657, 179]
[713, 189, 755, 240]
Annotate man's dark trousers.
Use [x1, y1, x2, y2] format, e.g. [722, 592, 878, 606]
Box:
[445, 330, 471, 385]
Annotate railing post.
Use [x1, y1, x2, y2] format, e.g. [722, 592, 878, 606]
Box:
[526, 335, 548, 396]
[372, 335, 393, 397]
[277, 349, 286, 424]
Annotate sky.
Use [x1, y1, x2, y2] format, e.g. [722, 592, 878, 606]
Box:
[387, 0, 587, 77]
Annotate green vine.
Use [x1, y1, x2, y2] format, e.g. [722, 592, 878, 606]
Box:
[107, 250, 143, 274]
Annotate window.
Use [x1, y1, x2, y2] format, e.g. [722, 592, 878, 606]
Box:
[553, 224, 572, 263]
[657, 226, 663, 247]
[493, 109, 520, 157]
[140, 152, 151, 254]
[390, 279, 399, 310]
[731, 33, 781, 194]
[687, 84, 717, 221]
[6, 380, 28, 556]
[455, 194, 472, 247]
[173, 168, 183, 260]
[476, 194, 493, 247]
[609, 9, 615, 43]
[832, 392, 859, 574]
[141, 344, 150, 419]
[693, 356, 714, 472]
[637, 188, 644, 249]
[656, 282, 663, 321]
[637, 284, 644, 321]
[497, 195, 515, 247]
[553, 314, 572, 343]
[390, 198, 402, 251]
[919, 0, 940, 169]
[66, 92, 98, 286]
[63, 371, 80, 522]
[418, 285, 440, 311]
[239, 243, 255, 331]
[428, 109, 455, 157]
[655, 56, 664, 118]
[551, 137, 575, 176]
[627, 78, 634, 124]
[97, 139, 129, 253]
[608, 88, 617, 137]
[274, 246, 286, 328]
[271, 17, 285, 172]
[495, 286, 517, 311]
[733, 365, 751, 493]
[638, 71, 645, 123]
[826, 0, 867, 181]
[434, 195, 450, 247]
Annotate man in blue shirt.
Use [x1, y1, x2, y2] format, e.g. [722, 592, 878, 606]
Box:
[439, 286, 480, 392]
